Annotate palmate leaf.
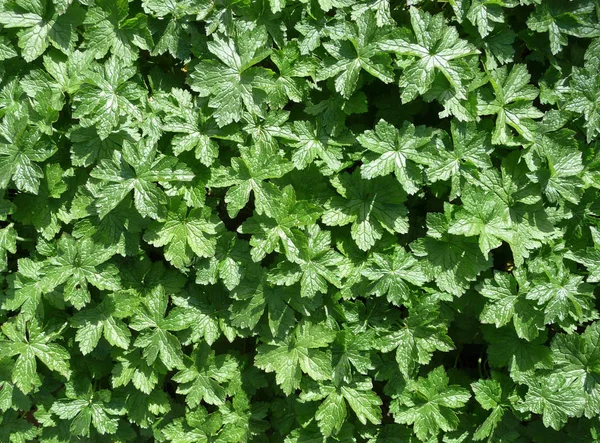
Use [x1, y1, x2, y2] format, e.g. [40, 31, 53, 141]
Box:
[389, 366, 470, 441]
[477, 64, 544, 145]
[484, 325, 553, 375]
[171, 287, 232, 347]
[50, 380, 123, 437]
[0, 114, 57, 194]
[195, 232, 250, 290]
[478, 269, 545, 340]
[466, 0, 517, 38]
[173, 343, 239, 407]
[379, 7, 479, 102]
[331, 329, 376, 384]
[525, 261, 596, 326]
[11, 163, 74, 241]
[1, 258, 46, 319]
[255, 321, 336, 395]
[317, 11, 394, 99]
[39, 234, 120, 309]
[424, 120, 493, 200]
[208, 145, 293, 218]
[0, 316, 71, 394]
[0, 0, 84, 62]
[129, 286, 188, 370]
[565, 227, 600, 283]
[357, 119, 436, 194]
[229, 263, 321, 339]
[527, 0, 600, 55]
[463, 153, 560, 266]
[70, 294, 131, 355]
[267, 224, 348, 298]
[526, 128, 585, 205]
[286, 119, 353, 173]
[519, 373, 586, 430]
[301, 375, 382, 437]
[448, 185, 513, 258]
[323, 171, 409, 251]
[142, 0, 197, 59]
[238, 185, 322, 262]
[411, 209, 491, 296]
[361, 245, 430, 307]
[268, 42, 315, 108]
[565, 62, 600, 143]
[0, 223, 16, 273]
[379, 298, 454, 378]
[187, 22, 274, 127]
[72, 56, 146, 140]
[551, 321, 600, 417]
[143, 197, 222, 269]
[88, 139, 194, 221]
[83, 0, 152, 62]
[156, 88, 243, 166]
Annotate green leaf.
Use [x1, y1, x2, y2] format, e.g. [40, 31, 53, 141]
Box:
[287, 120, 352, 172]
[0, 223, 17, 272]
[0, 114, 57, 194]
[0, 316, 71, 394]
[157, 88, 243, 166]
[323, 171, 408, 251]
[484, 326, 553, 375]
[526, 263, 595, 325]
[144, 197, 221, 269]
[187, 22, 274, 126]
[411, 209, 491, 296]
[268, 224, 347, 298]
[379, 7, 479, 102]
[0, 0, 83, 62]
[129, 286, 188, 370]
[477, 64, 544, 145]
[173, 344, 239, 407]
[519, 373, 586, 430]
[527, 0, 600, 55]
[50, 381, 122, 436]
[478, 270, 544, 340]
[208, 146, 293, 218]
[230, 265, 319, 338]
[361, 245, 429, 306]
[358, 120, 435, 194]
[40, 234, 120, 309]
[390, 366, 470, 441]
[238, 185, 321, 262]
[471, 374, 517, 440]
[71, 295, 131, 355]
[72, 57, 145, 140]
[195, 232, 250, 290]
[317, 11, 394, 98]
[551, 321, 600, 417]
[379, 299, 454, 378]
[88, 139, 194, 220]
[255, 321, 336, 394]
[303, 375, 382, 437]
[83, 0, 152, 62]
[448, 185, 513, 258]
[565, 63, 600, 143]
[424, 120, 493, 200]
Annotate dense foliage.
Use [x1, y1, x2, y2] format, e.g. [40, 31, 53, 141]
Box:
[0, 0, 600, 441]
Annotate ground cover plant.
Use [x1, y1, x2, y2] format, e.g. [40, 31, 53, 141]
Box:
[0, 0, 600, 441]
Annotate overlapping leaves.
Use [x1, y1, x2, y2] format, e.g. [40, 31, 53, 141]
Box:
[0, 0, 599, 442]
